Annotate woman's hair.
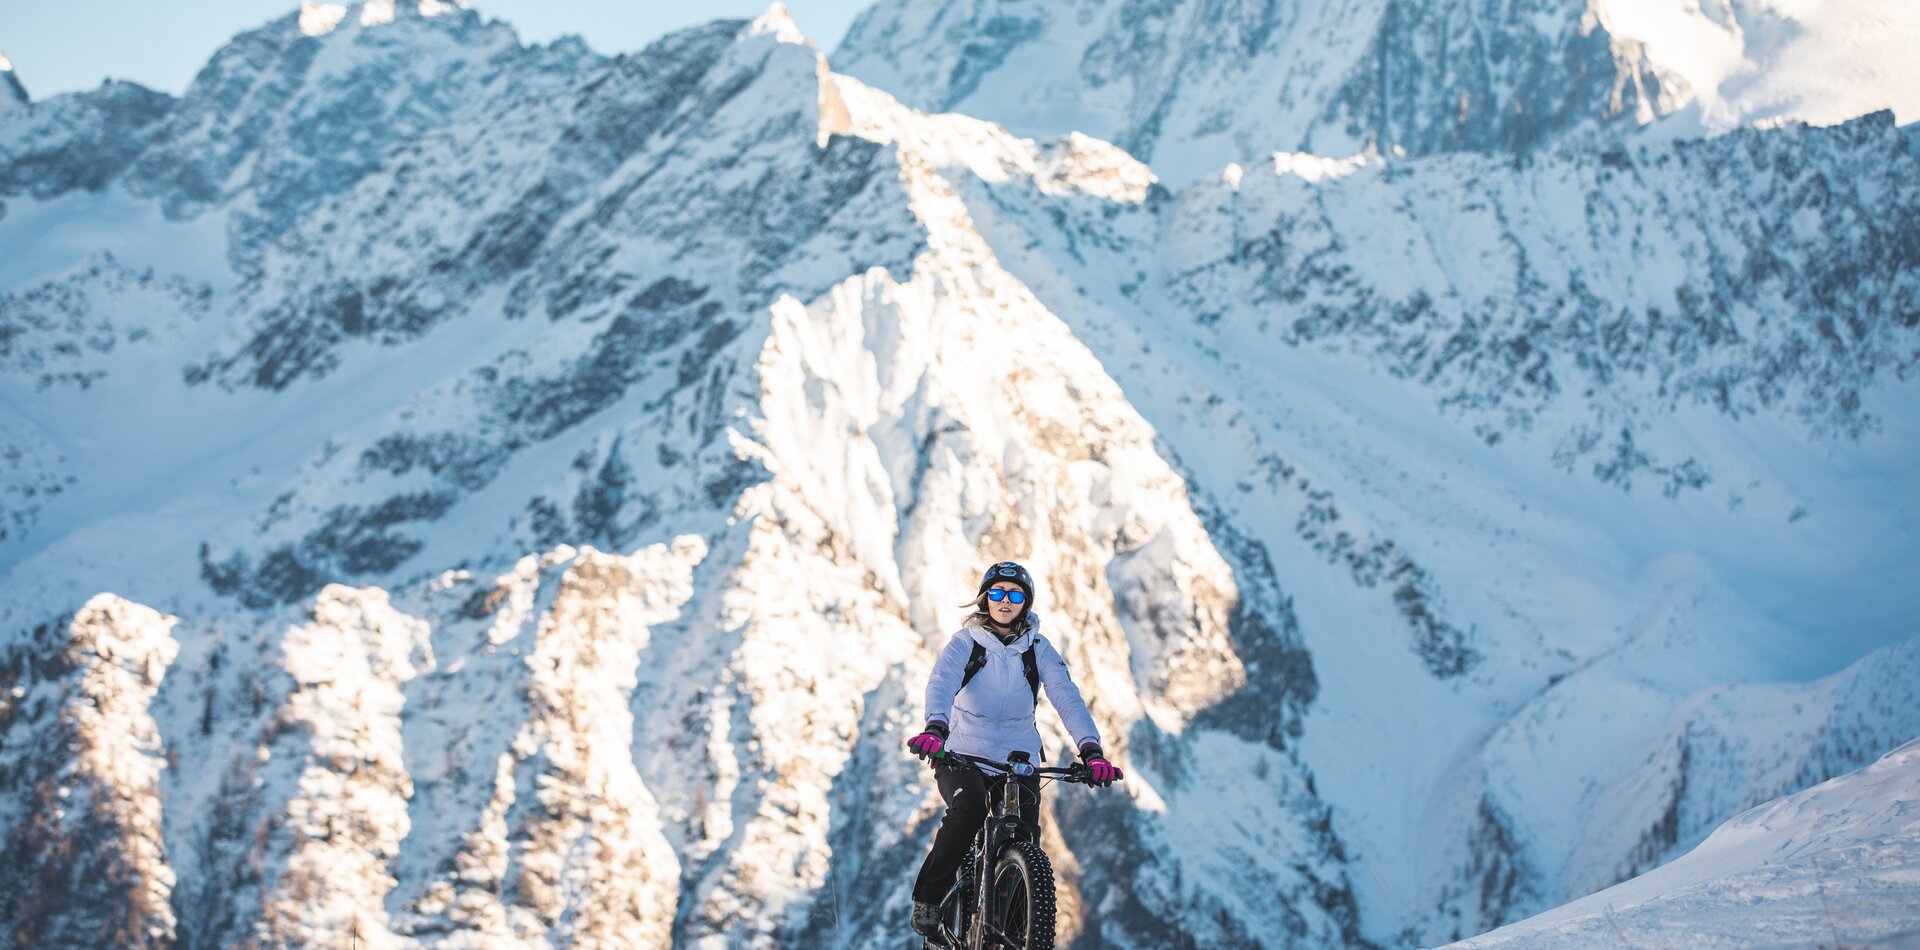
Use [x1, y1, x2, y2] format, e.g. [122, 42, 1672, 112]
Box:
[958, 591, 992, 627]
[958, 590, 1035, 632]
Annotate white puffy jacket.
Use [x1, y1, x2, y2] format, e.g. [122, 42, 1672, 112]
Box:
[924, 613, 1101, 762]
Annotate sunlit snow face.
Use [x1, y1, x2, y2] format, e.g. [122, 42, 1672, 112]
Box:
[986, 582, 1025, 626]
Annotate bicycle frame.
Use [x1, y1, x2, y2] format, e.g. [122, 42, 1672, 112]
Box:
[929, 751, 1086, 950]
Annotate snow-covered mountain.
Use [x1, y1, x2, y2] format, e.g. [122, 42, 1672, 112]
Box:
[1, 1, 1915, 947]
[834, 0, 1920, 183]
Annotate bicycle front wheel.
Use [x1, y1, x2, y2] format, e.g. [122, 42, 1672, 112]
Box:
[989, 840, 1056, 949]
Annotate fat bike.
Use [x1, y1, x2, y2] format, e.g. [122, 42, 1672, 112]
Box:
[920, 750, 1115, 950]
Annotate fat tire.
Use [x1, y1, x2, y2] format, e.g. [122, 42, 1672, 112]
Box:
[990, 840, 1056, 949]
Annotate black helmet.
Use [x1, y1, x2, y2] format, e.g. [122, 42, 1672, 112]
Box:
[978, 561, 1035, 604]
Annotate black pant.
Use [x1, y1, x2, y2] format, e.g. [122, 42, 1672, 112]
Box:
[912, 760, 1042, 904]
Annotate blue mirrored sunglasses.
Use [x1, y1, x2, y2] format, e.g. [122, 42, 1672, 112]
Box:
[986, 589, 1026, 604]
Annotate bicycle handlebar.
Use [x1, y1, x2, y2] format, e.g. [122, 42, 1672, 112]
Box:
[930, 749, 1121, 785]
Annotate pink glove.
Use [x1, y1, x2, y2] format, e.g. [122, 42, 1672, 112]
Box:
[1080, 743, 1123, 787]
[906, 722, 948, 758]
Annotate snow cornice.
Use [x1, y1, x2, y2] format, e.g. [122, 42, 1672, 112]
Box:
[745, 3, 808, 47]
[299, 0, 468, 37]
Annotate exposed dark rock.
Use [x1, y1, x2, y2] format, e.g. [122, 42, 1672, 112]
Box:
[525, 495, 568, 549]
[1430, 797, 1541, 942]
[0, 80, 174, 200]
[1293, 481, 1479, 678]
[1319, 0, 1665, 157]
[199, 492, 456, 606]
[359, 433, 504, 493]
[573, 440, 635, 547]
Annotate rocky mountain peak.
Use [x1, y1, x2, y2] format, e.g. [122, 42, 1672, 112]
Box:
[121, 0, 578, 263]
[746, 2, 809, 46]
[0, 50, 26, 110]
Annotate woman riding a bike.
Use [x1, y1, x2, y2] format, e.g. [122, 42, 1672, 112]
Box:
[905, 561, 1123, 938]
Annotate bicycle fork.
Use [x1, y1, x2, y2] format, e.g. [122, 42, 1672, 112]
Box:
[966, 777, 1032, 946]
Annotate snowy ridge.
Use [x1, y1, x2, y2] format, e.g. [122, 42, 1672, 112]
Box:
[0, 2, 1915, 947]
[391, 542, 697, 945]
[246, 587, 424, 948]
[124, 1, 589, 266]
[0, 596, 181, 948]
[833, 0, 1673, 182]
[1445, 736, 1920, 949]
[834, 0, 1919, 183]
[0, 78, 172, 202]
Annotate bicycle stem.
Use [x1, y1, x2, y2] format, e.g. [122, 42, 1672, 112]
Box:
[997, 777, 1021, 818]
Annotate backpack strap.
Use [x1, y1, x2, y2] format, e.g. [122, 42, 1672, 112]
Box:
[959, 641, 989, 690]
[1021, 643, 1040, 704]
[957, 639, 1041, 707]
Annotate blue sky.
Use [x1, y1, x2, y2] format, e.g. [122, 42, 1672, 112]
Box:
[0, 0, 870, 99]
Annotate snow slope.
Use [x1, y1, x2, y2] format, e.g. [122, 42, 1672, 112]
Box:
[1444, 736, 1920, 949]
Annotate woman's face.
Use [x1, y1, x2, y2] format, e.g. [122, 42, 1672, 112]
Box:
[987, 582, 1025, 626]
